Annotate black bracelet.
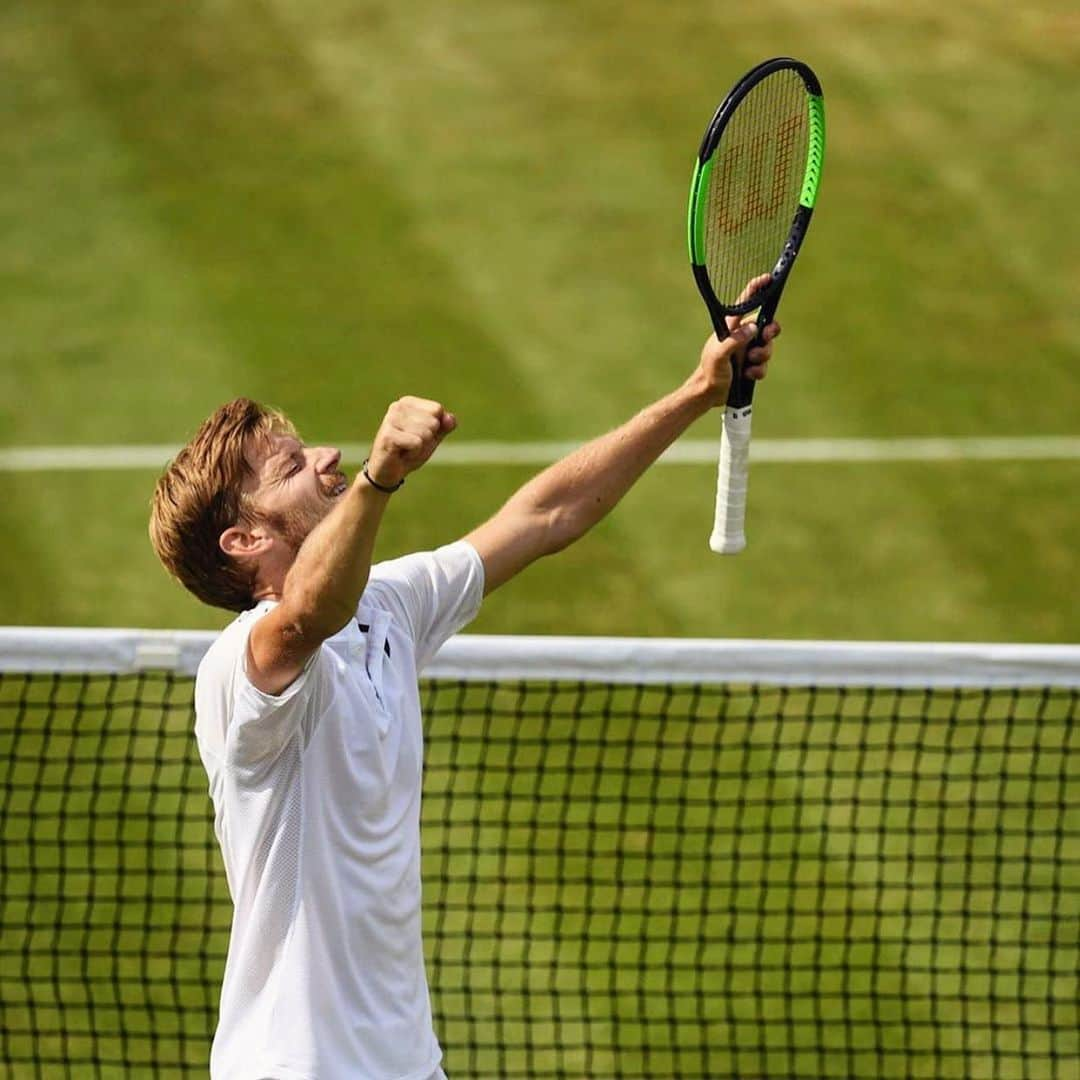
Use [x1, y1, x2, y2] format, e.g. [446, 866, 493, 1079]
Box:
[362, 460, 405, 494]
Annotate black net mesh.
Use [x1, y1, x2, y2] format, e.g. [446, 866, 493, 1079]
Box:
[704, 68, 807, 309]
[1, 670, 1077, 1078]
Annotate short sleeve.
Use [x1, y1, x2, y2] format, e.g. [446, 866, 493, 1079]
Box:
[364, 540, 485, 671]
[194, 605, 335, 772]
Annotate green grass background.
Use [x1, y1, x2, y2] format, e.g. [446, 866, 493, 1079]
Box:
[1, 0, 1077, 641]
[1, 4, 1078, 1077]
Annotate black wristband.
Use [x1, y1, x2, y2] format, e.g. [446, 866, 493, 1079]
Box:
[362, 460, 404, 494]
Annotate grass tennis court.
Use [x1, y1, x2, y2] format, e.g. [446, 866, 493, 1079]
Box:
[1, 2, 1078, 1078]
[0, 0, 1076, 640]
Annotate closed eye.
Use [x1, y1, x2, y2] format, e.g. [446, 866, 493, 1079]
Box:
[284, 448, 306, 479]
[272, 459, 302, 484]
[266, 438, 306, 483]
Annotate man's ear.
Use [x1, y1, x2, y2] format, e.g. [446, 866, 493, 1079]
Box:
[220, 524, 272, 561]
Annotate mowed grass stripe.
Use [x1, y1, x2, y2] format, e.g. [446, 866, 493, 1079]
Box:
[0, 6, 240, 444]
[42, 0, 546, 442]
[787, 0, 1080, 320]
[266, 0, 1080, 438]
[764, 0, 1079, 443]
[267, 0, 723, 431]
[615, 461, 1080, 645]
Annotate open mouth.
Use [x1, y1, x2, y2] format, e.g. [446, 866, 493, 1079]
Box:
[325, 474, 348, 498]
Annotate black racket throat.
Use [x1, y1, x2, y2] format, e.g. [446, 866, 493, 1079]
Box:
[696, 200, 814, 316]
[696, 196, 815, 407]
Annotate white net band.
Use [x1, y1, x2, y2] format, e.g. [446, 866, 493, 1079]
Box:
[0, 627, 1077, 687]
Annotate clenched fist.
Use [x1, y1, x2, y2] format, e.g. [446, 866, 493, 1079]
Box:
[366, 397, 457, 490]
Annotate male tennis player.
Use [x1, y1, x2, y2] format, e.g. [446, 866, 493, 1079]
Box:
[149, 316, 778, 1080]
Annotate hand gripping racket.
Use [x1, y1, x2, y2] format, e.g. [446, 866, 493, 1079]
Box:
[687, 57, 826, 553]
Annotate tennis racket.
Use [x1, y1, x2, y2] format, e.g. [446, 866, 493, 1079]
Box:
[687, 57, 825, 553]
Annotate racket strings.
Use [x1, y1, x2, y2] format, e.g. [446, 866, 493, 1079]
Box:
[705, 69, 807, 310]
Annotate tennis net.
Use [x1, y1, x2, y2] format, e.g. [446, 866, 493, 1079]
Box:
[1, 630, 1077, 1078]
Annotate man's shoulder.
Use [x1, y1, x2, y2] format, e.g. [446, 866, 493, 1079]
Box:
[366, 540, 482, 594]
[363, 541, 485, 669]
[196, 603, 274, 686]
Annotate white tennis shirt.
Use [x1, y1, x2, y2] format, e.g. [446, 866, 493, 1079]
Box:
[194, 540, 485, 1080]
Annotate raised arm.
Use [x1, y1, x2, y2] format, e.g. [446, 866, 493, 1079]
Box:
[467, 323, 778, 594]
[246, 398, 455, 694]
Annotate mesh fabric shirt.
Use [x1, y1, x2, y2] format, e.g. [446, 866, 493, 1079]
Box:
[194, 541, 485, 1080]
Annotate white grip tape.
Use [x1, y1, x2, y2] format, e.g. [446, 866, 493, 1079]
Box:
[710, 405, 752, 554]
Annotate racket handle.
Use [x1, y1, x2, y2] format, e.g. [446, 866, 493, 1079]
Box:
[710, 405, 752, 554]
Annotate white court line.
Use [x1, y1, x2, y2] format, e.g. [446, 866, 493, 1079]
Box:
[0, 437, 1078, 472]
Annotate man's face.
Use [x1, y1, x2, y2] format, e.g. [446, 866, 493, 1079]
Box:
[244, 431, 349, 553]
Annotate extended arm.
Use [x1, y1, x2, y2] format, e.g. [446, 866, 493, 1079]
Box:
[467, 322, 778, 593]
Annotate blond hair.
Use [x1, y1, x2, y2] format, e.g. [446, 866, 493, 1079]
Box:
[149, 398, 296, 612]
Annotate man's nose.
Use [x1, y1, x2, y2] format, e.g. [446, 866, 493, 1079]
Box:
[314, 447, 342, 473]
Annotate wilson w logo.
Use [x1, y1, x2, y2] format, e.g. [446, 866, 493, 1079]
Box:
[713, 113, 804, 234]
